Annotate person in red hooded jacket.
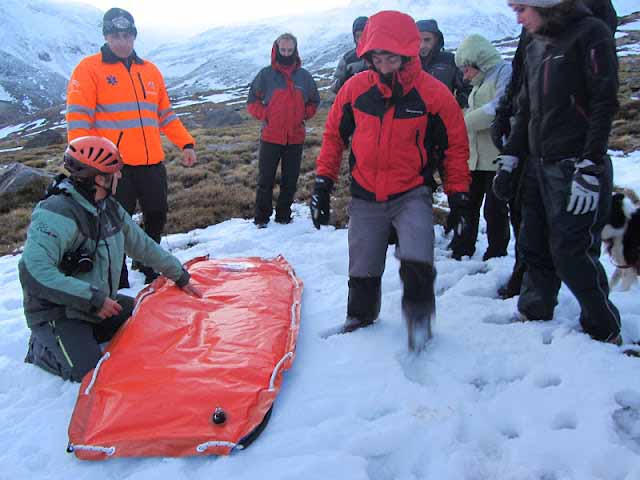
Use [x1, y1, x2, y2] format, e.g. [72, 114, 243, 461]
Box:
[310, 10, 472, 352]
[247, 33, 320, 227]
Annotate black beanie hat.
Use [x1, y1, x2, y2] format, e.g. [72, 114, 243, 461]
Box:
[352, 16, 368, 34]
[415, 19, 440, 34]
[103, 7, 137, 37]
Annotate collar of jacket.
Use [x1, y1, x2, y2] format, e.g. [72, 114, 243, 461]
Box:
[100, 44, 144, 66]
[535, 2, 592, 39]
[59, 178, 100, 216]
[373, 56, 421, 99]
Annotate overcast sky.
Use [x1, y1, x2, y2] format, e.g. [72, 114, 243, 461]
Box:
[57, 0, 352, 35]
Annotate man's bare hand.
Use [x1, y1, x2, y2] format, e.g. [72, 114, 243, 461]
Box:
[182, 148, 197, 167]
[97, 297, 122, 319]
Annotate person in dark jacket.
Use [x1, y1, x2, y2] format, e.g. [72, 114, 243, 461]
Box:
[491, 0, 617, 298]
[247, 33, 321, 227]
[331, 16, 369, 94]
[498, 0, 621, 344]
[19, 136, 202, 382]
[310, 10, 472, 352]
[415, 19, 472, 192]
[416, 19, 471, 109]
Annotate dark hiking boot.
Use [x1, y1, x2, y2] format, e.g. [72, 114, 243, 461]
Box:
[498, 282, 520, 299]
[254, 218, 269, 229]
[342, 316, 376, 333]
[274, 216, 292, 224]
[482, 250, 507, 262]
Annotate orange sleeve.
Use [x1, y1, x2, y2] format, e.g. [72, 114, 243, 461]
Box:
[66, 59, 100, 141]
[156, 66, 195, 148]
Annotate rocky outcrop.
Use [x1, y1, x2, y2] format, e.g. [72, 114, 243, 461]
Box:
[0, 163, 53, 213]
[24, 129, 65, 149]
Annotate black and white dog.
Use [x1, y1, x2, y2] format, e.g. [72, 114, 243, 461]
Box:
[601, 192, 640, 291]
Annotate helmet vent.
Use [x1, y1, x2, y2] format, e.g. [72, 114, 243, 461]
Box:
[94, 147, 105, 163]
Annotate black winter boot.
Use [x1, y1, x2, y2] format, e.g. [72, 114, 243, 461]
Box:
[399, 261, 437, 352]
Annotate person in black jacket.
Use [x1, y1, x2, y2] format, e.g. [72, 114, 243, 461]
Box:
[498, 0, 621, 344]
[416, 19, 471, 109]
[491, 0, 617, 299]
[331, 16, 369, 94]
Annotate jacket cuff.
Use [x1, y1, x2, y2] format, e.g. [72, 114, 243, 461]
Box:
[174, 269, 190, 288]
[183, 144, 194, 150]
[89, 287, 107, 313]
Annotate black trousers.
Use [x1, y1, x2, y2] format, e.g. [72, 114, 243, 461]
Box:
[115, 163, 168, 284]
[468, 170, 510, 259]
[518, 157, 620, 341]
[25, 295, 135, 382]
[504, 188, 526, 294]
[255, 141, 303, 224]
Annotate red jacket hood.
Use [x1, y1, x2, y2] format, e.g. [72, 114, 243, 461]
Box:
[356, 10, 421, 59]
[271, 41, 301, 74]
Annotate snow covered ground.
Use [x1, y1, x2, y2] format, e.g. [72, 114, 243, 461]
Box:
[1, 152, 640, 479]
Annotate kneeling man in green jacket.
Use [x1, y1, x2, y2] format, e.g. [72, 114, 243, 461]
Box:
[19, 136, 202, 382]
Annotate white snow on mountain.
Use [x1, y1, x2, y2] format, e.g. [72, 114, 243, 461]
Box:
[148, 0, 521, 94]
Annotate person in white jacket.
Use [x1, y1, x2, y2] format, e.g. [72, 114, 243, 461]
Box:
[454, 34, 512, 260]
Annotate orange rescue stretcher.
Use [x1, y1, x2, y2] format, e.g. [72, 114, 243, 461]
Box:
[67, 255, 302, 460]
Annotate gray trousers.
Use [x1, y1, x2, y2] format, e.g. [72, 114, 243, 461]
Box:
[348, 186, 434, 277]
[346, 187, 435, 321]
[25, 295, 134, 382]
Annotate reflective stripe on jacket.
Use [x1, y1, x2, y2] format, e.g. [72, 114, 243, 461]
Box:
[66, 46, 194, 166]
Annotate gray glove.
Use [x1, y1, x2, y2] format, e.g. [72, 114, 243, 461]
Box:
[495, 155, 518, 173]
[567, 159, 601, 215]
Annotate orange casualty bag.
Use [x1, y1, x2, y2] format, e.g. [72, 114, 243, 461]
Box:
[67, 255, 302, 460]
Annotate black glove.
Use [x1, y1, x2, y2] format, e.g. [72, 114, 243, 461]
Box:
[490, 108, 511, 151]
[446, 192, 473, 260]
[310, 176, 333, 229]
[492, 155, 519, 202]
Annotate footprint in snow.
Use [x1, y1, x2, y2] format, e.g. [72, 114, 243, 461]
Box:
[612, 390, 640, 454]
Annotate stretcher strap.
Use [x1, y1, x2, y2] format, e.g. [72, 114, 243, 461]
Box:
[288, 269, 301, 289]
[68, 443, 116, 456]
[269, 352, 293, 391]
[196, 440, 241, 453]
[84, 351, 110, 395]
[290, 301, 300, 329]
[132, 286, 156, 316]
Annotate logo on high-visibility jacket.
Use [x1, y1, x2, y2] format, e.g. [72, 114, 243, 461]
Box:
[107, 75, 118, 86]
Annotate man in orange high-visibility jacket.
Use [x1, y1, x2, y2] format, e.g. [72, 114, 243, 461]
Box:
[66, 7, 197, 286]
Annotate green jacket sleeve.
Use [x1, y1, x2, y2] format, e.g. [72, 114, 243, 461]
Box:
[19, 206, 107, 313]
[122, 208, 190, 287]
